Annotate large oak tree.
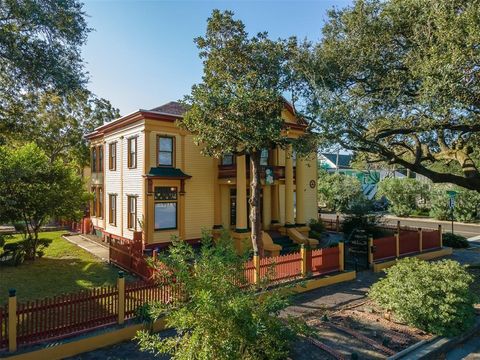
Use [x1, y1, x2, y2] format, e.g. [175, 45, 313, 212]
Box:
[294, 0, 480, 191]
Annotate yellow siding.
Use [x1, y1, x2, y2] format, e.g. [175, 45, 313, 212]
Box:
[303, 156, 318, 223]
[184, 135, 215, 239]
[281, 109, 297, 124]
[220, 185, 231, 229]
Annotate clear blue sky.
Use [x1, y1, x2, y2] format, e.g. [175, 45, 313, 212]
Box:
[82, 0, 352, 115]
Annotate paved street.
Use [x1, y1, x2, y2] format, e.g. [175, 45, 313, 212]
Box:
[320, 213, 480, 240]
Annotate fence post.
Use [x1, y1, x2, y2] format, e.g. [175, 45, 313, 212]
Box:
[300, 244, 307, 277]
[338, 242, 345, 272]
[117, 271, 125, 325]
[438, 224, 443, 247]
[8, 289, 17, 352]
[418, 228, 423, 253]
[397, 220, 401, 234]
[253, 252, 260, 285]
[367, 237, 373, 268]
[395, 232, 400, 258]
[336, 214, 340, 232]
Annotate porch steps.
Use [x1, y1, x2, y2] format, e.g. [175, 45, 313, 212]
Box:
[267, 231, 299, 255]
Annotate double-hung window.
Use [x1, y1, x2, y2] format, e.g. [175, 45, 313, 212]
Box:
[109, 142, 117, 171]
[157, 136, 174, 167]
[98, 145, 103, 172]
[221, 153, 234, 166]
[91, 148, 97, 173]
[91, 187, 97, 216]
[128, 137, 137, 169]
[109, 194, 117, 226]
[154, 187, 177, 230]
[98, 187, 103, 218]
[127, 195, 137, 230]
[260, 149, 269, 166]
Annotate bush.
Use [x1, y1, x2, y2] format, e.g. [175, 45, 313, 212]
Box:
[443, 233, 469, 248]
[308, 219, 325, 240]
[429, 185, 480, 222]
[135, 230, 307, 359]
[341, 200, 384, 238]
[317, 170, 366, 212]
[0, 237, 52, 265]
[369, 258, 476, 336]
[377, 178, 429, 217]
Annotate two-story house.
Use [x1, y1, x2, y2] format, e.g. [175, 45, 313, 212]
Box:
[87, 101, 318, 253]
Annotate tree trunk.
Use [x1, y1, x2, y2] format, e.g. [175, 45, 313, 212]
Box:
[249, 151, 264, 257]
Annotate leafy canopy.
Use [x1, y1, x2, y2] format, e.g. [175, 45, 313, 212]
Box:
[135, 231, 304, 360]
[294, 0, 480, 191]
[0, 143, 89, 258]
[317, 170, 366, 212]
[0, 0, 90, 136]
[376, 178, 429, 217]
[182, 10, 295, 158]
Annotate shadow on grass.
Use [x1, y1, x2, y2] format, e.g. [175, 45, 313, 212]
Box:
[0, 257, 136, 304]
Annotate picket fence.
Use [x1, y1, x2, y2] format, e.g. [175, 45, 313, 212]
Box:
[0, 245, 341, 352]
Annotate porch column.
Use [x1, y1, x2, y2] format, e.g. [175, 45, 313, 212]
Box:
[236, 155, 248, 231]
[295, 157, 306, 225]
[213, 158, 222, 229]
[271, 184, 279, 223]
[262, 185, 271, 230]
[285, 144, 295, 226]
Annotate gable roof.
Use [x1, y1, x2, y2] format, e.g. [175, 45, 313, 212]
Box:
[321, 153, 353, 169]
[150, 101, 186, 116]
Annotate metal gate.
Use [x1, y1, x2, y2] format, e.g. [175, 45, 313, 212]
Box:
[345, 229, 370, 271]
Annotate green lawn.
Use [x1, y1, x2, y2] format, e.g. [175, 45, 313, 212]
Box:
[0, 231, 135, 304]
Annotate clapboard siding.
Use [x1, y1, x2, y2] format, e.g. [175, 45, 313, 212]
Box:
[184, 135, 215, 239]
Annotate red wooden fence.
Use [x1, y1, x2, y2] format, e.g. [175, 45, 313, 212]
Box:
[422, 230, 441, 250]
[0, 304, 7, 350]
[1, 245, 343, 351]
[15, 286, 118, 347]
[399, 230, 420, 255]
[373, 235, 397, 261]
[373, 230, 442, 262]
[258, 252, 302, 284]
[311, 247, 340, 275]
[109, 237, 154, 281]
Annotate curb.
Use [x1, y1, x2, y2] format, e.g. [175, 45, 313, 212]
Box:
[389, 316, 480, 359]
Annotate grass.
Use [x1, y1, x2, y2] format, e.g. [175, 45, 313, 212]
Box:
[0, 231, 135, 304]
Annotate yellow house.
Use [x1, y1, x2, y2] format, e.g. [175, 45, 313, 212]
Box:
[86, 101, 318, 254]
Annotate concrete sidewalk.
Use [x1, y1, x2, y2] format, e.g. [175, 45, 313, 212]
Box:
[63, 234, 109, 262]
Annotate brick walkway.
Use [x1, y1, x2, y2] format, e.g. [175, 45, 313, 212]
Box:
[63, 234, 109, 262]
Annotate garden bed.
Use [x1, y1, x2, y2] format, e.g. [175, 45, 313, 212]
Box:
[292, 300, 433, 359]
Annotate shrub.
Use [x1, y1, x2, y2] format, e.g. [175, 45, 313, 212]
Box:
[341, 200, 384, 238]
[429, 185, 480, 222]
[376, 178, 429, 217]
[0, 237, 52, 265]
[308, 219, 325, 240]
[369, 258, 476, 336]
[317, 170, 366, 212]
[443, 233, 469, 249]
[135, 230, 306, 359]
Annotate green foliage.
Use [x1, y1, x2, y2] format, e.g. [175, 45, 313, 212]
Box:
[294, 0, 480, 191]
[341, 200, 383, 239]
[369, 258, 476, 336]
[0, 0, 90, 137]
[317, 170, 366, 212]
[0, 143, 89, 260]
[308, 219, 326, 240]
[13, 90, 120, 166]
[1, 238, 52, 266]
[135, 230, 305, 359]
[182, 10, 316, 253]
[429, 185, 480, 222]
[443, 233, 469, 249]
[376, 178, 429, 217]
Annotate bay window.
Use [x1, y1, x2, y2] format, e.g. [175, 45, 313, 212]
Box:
[154, 187, 177, 230]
